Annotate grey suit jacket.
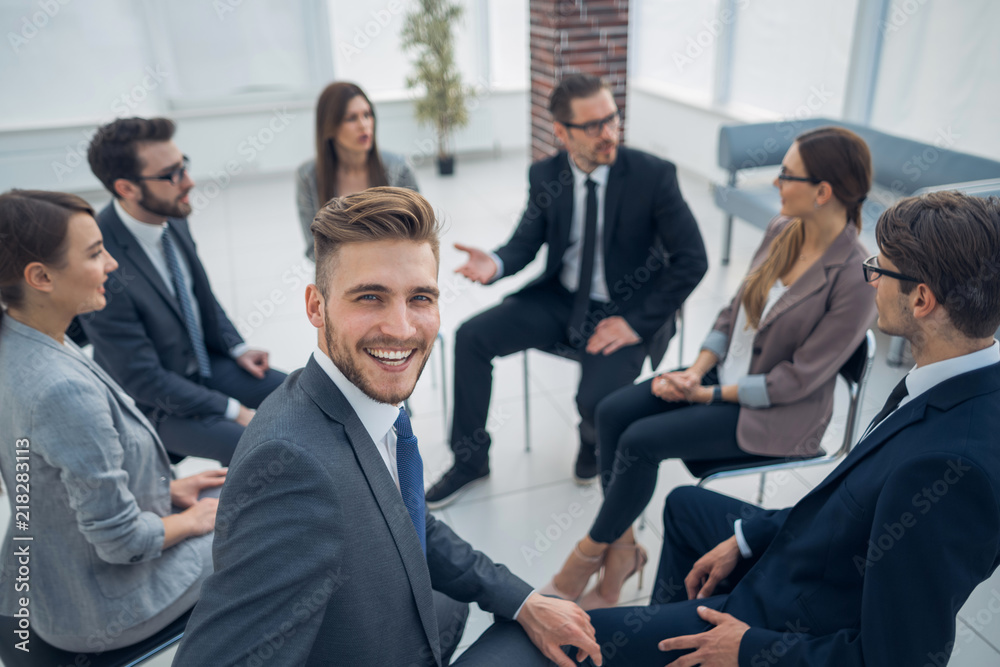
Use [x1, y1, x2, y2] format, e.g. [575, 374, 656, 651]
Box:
[0, 315, 207, 649]
[701, 217, 876, 457]
[174, 358, 533, 666]
[296, 151, 419, 260]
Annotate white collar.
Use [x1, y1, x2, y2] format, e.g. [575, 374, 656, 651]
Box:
[567, 155, 610, 188]
[311, 347, 401, 445]
[903, 340, 1000, 404]
[114, 199, 167, 246]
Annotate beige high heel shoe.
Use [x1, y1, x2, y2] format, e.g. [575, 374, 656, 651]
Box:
[578, 542, 648, 610]
[537, 542, 606, 602]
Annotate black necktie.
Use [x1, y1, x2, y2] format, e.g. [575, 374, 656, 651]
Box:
[865, 376, 909, 436]
[568, 178, 598, 343]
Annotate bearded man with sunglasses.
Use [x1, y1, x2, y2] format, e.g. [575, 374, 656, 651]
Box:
[427, 73, 708, 507]
[81, 117, 286, 466]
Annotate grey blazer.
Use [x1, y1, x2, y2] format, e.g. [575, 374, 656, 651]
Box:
[296, 151, 419, 259]
[701, 216, 876, 457]
[0, 316, 208, 648]
[174, 358, 533, 666]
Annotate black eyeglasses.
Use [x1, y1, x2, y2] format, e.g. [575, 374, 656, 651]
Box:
[137, 156, 190, 186]
[563, 111, 621, 138]
[862, 255, 922, 283]
[776, 168, 820, 185]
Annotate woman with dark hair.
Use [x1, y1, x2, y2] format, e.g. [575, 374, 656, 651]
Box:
[296, 81, 419, 259]
[0, 190, 223, 652]
[540, 127, 877, 610]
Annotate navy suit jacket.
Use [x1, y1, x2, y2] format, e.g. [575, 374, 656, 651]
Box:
[173, 358, 534, 666]
[726, 361, 1000, 665]
[80, 203, 244, 419]
[495, 147, 708, 366]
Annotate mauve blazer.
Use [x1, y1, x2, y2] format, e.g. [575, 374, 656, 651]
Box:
[701, 216, 876, 457]
[0, 315, 208, 650]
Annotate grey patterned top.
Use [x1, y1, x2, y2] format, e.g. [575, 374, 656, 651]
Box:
[295, 151, 419, 260]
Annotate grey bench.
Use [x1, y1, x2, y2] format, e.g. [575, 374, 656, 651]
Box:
[712, 117, 1000, 363]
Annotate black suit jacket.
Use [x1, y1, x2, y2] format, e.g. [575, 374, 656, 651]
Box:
[173, 359, 534, 666]
[80, 203, 244, 419]
[726, 361, 1000, 665]
[495, 147, 708, 365]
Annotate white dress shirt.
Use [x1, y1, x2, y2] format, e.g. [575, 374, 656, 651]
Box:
[311, 347, 533, 618]
[559, 160, 611, 302]
[735, 339, 1000, 559]
[312, 348, 403, 490]
[114, 200, 244, 419]
[489, 158, 612, 304]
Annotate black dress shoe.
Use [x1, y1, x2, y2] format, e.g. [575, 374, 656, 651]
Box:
[574, 443, 598, 485]
[426, 466, 490, 509]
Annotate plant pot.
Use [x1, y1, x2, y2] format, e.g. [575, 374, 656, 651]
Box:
[437, 155, 455, 176]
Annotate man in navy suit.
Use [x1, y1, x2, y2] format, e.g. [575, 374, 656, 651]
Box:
[81, 117, 286, 465]
[427, 73, 708, 506]
[579, 191, 1000, 666]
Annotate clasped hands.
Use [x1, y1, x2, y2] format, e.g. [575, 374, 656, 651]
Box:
[652, 369, 713, 404]
[657, 536, 749, 666]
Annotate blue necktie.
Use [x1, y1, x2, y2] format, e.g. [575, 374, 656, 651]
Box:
[161, 228, 213, 379]
[394, 407, 426, 555]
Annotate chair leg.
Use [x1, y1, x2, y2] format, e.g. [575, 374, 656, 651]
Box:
[676, 305, 685, 368]
[523, 351, 531, 453]
[756, 472, 767, 505]
[722, 214, 733, 265]
[638, 513, 647, 532]
[438, 334, 448, 436]
[887, 335, 907, 368]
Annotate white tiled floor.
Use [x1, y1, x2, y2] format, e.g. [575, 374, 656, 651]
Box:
[3, 150, 998, 665]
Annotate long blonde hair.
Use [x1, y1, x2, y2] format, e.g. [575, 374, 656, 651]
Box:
[741, 127, 872, 328]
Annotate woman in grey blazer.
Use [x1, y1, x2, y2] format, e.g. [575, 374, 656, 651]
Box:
[296, 81, 419, 260]
[541, 127, 878, 610]
[0, 190, 223, 652]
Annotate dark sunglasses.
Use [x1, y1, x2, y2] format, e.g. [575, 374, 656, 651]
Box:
[137, 156, 190, 186]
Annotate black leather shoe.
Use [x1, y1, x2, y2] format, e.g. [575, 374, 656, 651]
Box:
[574, 443, 598, 485]
[426, 466, 490, 509]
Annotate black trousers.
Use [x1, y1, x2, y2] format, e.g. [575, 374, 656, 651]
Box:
[589, 372, 777, 543]
[582, 486, 769, 666]
[152, 354, 286, 465]
[450, 281, 646, 475]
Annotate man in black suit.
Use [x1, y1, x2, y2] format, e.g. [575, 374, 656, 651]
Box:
[426, 74, 708, 506]
[579, 192, 1000, 666]
[81, 117, 285, 465]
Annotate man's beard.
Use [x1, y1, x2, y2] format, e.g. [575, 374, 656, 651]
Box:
[139, 183, 192, 219]
[323, 317, 430, 405]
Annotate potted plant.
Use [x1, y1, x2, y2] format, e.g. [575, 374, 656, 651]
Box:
[401, 0, 471, 175]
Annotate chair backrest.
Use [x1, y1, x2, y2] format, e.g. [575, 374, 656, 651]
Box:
[834, 329, 877, 458]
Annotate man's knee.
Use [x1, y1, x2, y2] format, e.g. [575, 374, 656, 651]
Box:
[662, 485, 706, 531]
[455, 312, 499, 357]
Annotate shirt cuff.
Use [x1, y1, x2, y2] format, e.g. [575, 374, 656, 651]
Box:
[488, 252, 505, 284]
[224, 397, 241, 421]
[701, 330, 729, 360]
[512, 589, 535, 621]
[737, 374, 771, 408]
[230, 343, 250, 359]
[733, 520, 753, 559]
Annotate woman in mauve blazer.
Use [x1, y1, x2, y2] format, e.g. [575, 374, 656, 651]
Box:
[540, 127, 877, 611]
[0, 190, 224, 653]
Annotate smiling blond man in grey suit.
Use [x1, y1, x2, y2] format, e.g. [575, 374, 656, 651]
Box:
[174, 188, 603, 666]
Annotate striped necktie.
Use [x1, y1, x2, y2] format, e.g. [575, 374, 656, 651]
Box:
[161, 227, 212, 378]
